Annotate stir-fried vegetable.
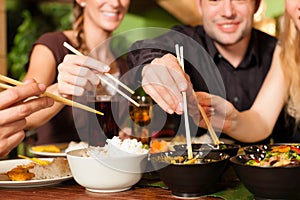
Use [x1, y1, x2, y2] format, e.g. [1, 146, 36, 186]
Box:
[157, 154, 217, 165]
[246, 145, 300, 167]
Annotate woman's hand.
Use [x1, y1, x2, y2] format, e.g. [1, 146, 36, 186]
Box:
[195, 91, 237, 133]
[57, 54, 110, 97]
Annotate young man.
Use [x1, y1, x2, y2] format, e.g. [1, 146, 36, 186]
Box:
[126, 0, 285, 143]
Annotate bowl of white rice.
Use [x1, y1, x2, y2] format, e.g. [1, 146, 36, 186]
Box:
[66, 137, 149, 193]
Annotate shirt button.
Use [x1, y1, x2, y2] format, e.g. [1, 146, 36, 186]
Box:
[218, 54, 222, 58]
[233, 97, 239, 102]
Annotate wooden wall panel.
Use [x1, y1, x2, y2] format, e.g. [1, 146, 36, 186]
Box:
[156, 0, 201, 26]
[0, 0, 6, 75]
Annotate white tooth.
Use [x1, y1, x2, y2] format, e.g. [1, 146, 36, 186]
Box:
[103, 12, 117, 17]
[222, 24, 234, 28]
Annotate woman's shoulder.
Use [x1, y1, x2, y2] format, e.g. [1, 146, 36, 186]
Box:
[37, 31, 69, 44]
[35, 31, 71, 65]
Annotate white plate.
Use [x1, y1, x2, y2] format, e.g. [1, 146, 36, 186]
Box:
[0, 158, 72, 188]
[29, 143, 69, 157]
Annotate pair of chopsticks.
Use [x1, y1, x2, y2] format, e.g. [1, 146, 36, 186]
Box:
[63, 42, 140, 107]
[175, 44, 193, 159]
[175, 44, 221, 151]
[0, 74, 104, 115]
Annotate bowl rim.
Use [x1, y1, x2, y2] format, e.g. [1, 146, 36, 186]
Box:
[243, 144, 300, 156]
[174, 143, 241, 148]
[243, 143, 300, 150]
[230, 154, 300, 169]
[151, 150, 230, 166]
[66, 148, 149, 159]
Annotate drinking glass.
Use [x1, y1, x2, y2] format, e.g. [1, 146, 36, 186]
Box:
[86, 94, 119, 146]
[129, 95, 153, 146]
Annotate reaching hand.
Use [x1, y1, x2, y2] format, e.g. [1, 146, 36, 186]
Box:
[141, 54, 189, 115]
[0, 79, 54, 156]
[57, 54, 110, 97]
[195, 91, 237, 133]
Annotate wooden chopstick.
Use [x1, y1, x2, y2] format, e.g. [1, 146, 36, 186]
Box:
[175, 44, 193, 159]
[0, 75, 104, 115]
[63, 42, 135, 94]
[175, 44, 221, 147]
[195, 100, 221, 145]
[0, 82, 12, 90]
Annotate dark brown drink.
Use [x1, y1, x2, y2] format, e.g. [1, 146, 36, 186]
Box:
[87, 95, 118, 146]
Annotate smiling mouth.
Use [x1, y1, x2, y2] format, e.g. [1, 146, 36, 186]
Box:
[102, 11, 119, 17]
[221, 24, 236, 28]
[217, 21, 239, 32]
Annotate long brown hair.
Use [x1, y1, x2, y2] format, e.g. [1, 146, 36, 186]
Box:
[280, 13, 300, 123]
[73, 1, 88, 55]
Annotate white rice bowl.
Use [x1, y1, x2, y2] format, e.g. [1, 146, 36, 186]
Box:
[66, 137, 149, 193]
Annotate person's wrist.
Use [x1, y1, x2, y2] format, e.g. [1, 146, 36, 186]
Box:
[226, 107, 239, 134]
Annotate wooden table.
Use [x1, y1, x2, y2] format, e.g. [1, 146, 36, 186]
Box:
[0, 179, 224, 200]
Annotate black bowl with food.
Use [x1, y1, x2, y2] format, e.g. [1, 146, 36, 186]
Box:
[173, 143, 241, 157]
[243, 143, 300, 155]
[243, 144, 270, 155]
[230, 144, 300, 199]
[150, 151, 230, 198]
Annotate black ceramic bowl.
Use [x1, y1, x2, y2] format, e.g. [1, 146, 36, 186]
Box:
[173, 143, 241, 157]
[150, 151, 230, 198]
[230, 154, 300, 199]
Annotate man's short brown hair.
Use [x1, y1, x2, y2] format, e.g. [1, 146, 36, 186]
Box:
[255, 0, 261, 13]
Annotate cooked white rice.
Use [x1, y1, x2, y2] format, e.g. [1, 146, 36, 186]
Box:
[86, 136, 148, 157]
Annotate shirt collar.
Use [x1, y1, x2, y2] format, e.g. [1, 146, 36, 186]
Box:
[204, 29, 259, 69]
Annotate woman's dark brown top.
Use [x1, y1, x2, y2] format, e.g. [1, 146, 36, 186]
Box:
[25, 31, 128, 145]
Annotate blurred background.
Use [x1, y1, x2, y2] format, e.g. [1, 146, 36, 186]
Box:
[0, 0, 285, 81]
[0, 0, 286, 159]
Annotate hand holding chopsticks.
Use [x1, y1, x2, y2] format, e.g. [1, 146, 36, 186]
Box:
[175, 44, 221, 150]
[0, 79, 55, 157]
[0, 74, 104, 115]
[62, 42, 140, 107]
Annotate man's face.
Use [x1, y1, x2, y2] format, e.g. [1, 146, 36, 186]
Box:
[198, 0, 257, 46]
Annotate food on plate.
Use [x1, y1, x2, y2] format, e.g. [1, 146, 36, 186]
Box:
[6, 165, 35, 181]
[65, 141, 88, 153]
[246, 145, 300, 167]
[149, 135, 186, 153]
[4, 158, 72, 181]
[150, 140, 169, 153]
[18, 155, 51, 166]
[31, 145, 61, 153]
